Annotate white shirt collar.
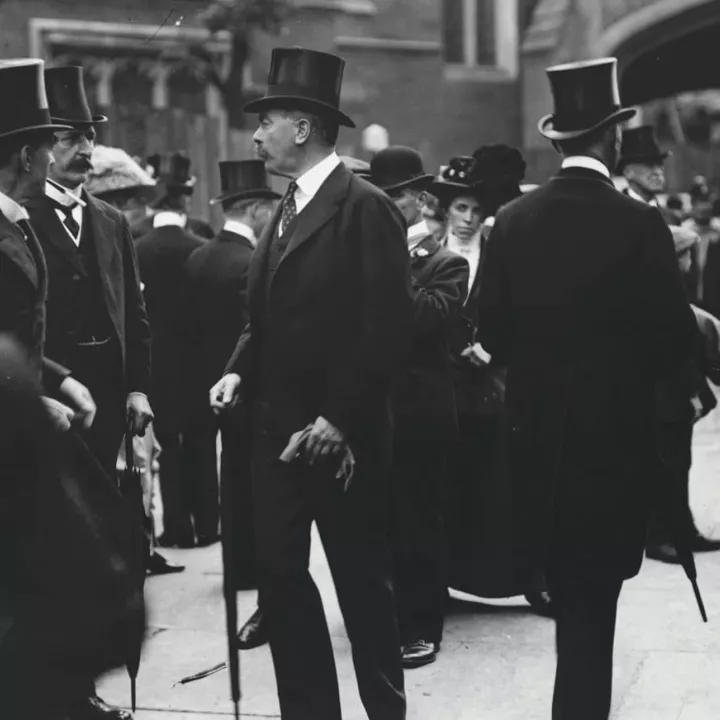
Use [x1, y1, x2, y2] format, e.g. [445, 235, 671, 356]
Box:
[407, 219, 430, 250]
[0, 190, 29, 224]
[223, 219, 256, 245]
[625, 185, 658, 207]
[153, 211, 187, 229]
[294, 152, 341, 211]
[561, 156, 611, 179]
[45, 180, 79, 207]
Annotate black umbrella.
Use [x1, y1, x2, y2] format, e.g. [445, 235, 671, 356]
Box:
[118, 419, 150, 711]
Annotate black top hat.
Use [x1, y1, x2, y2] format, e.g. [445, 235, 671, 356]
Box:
[148, 152, 196, 192]
[617, 125, 669, 172]
[244, 48, 355, 128]
[0, 59, 72, 139]
[45, 66, 108, 126]
[429, 156, 483, 205]
[370, 146, 434, 193]
[539, 58, 636, 141]
[210, 160, 281, 206]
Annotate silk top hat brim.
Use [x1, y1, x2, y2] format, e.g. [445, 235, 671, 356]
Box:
[210, 188, 281, 206]
[244, 95, 356, 128]
[45, 66, 108, 126]
[617, 150, 670, 172]
[428, 180, 484, 204]
[539, 107, 636, 141]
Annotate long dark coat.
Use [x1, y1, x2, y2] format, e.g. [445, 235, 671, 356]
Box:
[476, 166, 697, 584]
[225, 162, 413, 450]
[0, 211, 68, 393]
[135, 225, 205, 426]
[392, 234, 468, 442]
[25, 192, 152, 394]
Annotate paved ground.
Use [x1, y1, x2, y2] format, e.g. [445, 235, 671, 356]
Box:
[99, 406, 720, 719]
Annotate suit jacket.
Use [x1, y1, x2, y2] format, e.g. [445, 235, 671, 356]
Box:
[26, 192, 152, 395]
[184, 228, 254, 393]
[0, 211, 68, 393]
[225, 162, 413, 447]
[135, 225, 205, 423]
[131, 214, 214, 241]
[392, 234, 468, 442]
[477, 166, 697, 583]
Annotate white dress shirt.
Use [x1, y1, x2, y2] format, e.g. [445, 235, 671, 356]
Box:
[446, 231, 481, 295]
[224, 219, 256, 245]
[293, 152, 341, 215]
[153, 211, 187, 229]
[0, 190, 29, 225]
[407, 219, 430, 251]
[46, 180, 83, 245]
[561, 156, 611, 179]
[624, 184, 658, 207]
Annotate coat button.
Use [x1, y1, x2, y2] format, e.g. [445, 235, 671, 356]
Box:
[72, 274, 81, 281]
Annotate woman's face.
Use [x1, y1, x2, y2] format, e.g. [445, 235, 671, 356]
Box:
[447, 195, 483, 240]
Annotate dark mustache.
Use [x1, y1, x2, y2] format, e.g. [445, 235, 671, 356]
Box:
[71, 158, 93, 171]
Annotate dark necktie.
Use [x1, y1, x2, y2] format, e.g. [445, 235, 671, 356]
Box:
[16, 218, 33, 242]
[280, 181, 298, 235]
[49, 198, 80, 239]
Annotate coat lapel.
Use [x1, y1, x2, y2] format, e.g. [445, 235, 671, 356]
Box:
[84, 193, 121, 319]
[25, 195, 86, 274]
[280, 163, 350, 261]
[0, 212, 39, 289]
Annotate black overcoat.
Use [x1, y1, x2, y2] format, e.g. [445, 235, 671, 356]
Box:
[184, 228, 254, 394]
[225, 163, 413, 451]
[0, 211, 68, 393]
[25, 193, 152, 394]
[135, 225, 205, 425]
[476, 166, 697, 584]
[392, 234, 468, 442]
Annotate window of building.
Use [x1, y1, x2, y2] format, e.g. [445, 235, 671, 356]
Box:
[443, 0, 518, 80]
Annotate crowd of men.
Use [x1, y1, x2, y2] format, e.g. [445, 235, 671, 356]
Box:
[1, 47, 720, 720]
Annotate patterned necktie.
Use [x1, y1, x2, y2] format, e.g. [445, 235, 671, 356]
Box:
[280, 181, 298, 235]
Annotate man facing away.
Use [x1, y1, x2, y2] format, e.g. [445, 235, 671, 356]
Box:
[210, 47, 412, 720]
[369, 146, 468, 669]
[477, 58, 697, 720]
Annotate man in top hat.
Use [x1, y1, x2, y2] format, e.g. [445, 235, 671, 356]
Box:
[210, 47, 412, 720]
[371, 146, 468, 668]
[185, 159, 279, 615]
[25, 65, 153, 720]
[132, 152, 214, 240]
[476, 57, 697, 719]
[618, 125, 673, 215]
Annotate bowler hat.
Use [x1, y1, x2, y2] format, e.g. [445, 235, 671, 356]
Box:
[370, 146, 434, 193]
[209, 160, 281, 206]
[429, 156, 483, 205]
[617, 126, 669, 172]
[0, 59, 72, 139]
[148, 152, 196, 193]
[538, 58, 636, 141]
[45, 66, 108, 126]
[244, 48, 355, 128]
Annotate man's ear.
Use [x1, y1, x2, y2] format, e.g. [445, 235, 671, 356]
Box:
[417, 190, 428, 210]
[294, 117, 312, 146]
[19, 145, 33, 173]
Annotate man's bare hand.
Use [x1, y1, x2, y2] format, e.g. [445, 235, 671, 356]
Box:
[127, 392, 154, 436]
[304, 416, 346, 464]
[209, 373, 241, 414]
[41, 396, 75, 432]
[58, 376, 97, 429]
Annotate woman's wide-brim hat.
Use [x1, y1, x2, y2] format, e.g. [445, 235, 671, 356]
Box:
[0, 59, 72, 139]
[538, 58, 636, 141]
[370, 146, 434, 193]
[429, 156, 484, 204]
[85, 145, 156, 199]
[244, 47, 355, 128]
[617, 125, 670, 172]
[210, 160, 281, 206]
[45, 66, 108, 126]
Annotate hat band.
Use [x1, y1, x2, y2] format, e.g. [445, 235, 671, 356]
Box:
[0, 107, 54, 136]
[552, 104, 622, 132]
[263, 83, 340, 109]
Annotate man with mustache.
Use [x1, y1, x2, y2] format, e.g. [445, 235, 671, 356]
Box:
[25, 65, 153, 720]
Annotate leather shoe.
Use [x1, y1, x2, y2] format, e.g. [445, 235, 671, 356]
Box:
[71, 694, 133, 720]
[147, 551, 185, 575]
[237, 608, 268, 649]
[524, 588, 554, 618]
[646, 543, 681, 564]
[691, 533, 720, 552]
[401, 639, 439, 669]
[196, 532, 221, 548]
